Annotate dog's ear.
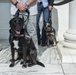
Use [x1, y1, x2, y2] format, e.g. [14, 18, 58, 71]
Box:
[48, 17, 52, 25]
[22, 15, 24, 21]
[43, 20, 46, 23]
[9, 19, 13, 27]
[9, 18, 11, 24]
[9, 18, 16, 28]
[43, 20, 46, 26]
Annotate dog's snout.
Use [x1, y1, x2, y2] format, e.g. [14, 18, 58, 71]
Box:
[46, 23, 50, 27]
[16, 25, 21, 30]
[16, 30, 20, 32]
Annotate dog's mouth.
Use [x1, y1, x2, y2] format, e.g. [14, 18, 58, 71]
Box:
[15, 30, 20, 35]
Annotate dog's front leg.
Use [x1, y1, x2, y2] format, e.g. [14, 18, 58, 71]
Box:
[53, 37, 57, 46]
[47, 36, 49, 46]
[9, 45, 15, 67]
[22, 46, 27, 68]
[9, 35, 15, 67]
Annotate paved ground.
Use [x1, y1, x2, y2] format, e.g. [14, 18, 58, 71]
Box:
[0, 40, 76, 75]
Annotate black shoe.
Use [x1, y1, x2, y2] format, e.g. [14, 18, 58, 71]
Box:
[38, 41, 41, 45]
[38, 42, 40, 45]
[41, 41, 46, 46]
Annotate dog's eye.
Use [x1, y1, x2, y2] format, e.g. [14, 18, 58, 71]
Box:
[13, 20, 17, 25]
[14, 20, 17, 23]
[18, 19, 21, 22]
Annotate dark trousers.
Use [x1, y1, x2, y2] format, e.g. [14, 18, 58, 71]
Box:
[36, 2, 50, 44]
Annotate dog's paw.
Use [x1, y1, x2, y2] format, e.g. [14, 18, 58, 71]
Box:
[28, 63, 34, 67]
[53, 42, 57, 46]
[22, 64, 27, 68]
[46, 43, 50, 46]
[9, 63, 14, 67]
[20, 61, 23, 65]
[53, 44, 56, 46]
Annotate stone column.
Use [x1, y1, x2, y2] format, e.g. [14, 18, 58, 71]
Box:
[63, 0, 76, 49]
[57, 0, 76, 63]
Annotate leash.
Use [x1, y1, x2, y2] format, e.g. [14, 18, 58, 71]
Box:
[53, 0, 74, 6]
[14, 9, 30, 24]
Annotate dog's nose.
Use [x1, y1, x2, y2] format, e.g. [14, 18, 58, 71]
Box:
[17, 30, 20, 32]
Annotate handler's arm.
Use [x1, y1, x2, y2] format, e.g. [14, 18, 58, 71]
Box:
[10, 0, 37, 11]
[48, 0, 54, 11]
[10, 0, 37, 6]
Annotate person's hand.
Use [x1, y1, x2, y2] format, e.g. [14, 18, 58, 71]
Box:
[16, 2, 27, 11]
[48, 5, 53, 11]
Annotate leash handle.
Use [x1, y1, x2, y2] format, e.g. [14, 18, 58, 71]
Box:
[14, 9, 30, 22]
[53, 0, 74, 6]
[14, 9, 20, 17]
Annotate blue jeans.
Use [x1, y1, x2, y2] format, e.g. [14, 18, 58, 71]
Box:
[36, 2, 49, 44]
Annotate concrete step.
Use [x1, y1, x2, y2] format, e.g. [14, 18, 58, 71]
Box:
[0, 39, 9, 51]
[0, 63, 63, 75]
[0, 41, 63, 75]
[0, 44, 2, 51]
[57, 42, 76, 63]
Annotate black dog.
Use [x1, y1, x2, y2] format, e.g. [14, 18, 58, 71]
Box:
[9, 9, 45, 68]
[44, 19, 57, 46]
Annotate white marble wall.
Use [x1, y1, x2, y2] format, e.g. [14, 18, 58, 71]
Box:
[52, 4, 69, 41]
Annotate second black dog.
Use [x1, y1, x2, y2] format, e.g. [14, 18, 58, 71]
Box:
[44, 20, 57, 46]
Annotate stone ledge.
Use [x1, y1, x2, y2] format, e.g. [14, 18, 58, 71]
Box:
[57, 42, 76, 63]
[0, 47, 10, 57]
[0, 44, 2, 51]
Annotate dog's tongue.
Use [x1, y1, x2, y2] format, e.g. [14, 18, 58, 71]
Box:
[16, 31, 20, 35]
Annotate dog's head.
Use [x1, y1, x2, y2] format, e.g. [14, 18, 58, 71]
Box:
[9, 17, 24, 35]
[44, 20, 52, 32]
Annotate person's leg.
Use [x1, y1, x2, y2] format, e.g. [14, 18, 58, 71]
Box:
[26, 15, 38, 51]
[43, 7, 49, 22]
[36, 3, 43, 45]
[42, 7, 49, 44]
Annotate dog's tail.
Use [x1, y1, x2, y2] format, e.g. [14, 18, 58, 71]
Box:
[36, 60, 45, 67]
